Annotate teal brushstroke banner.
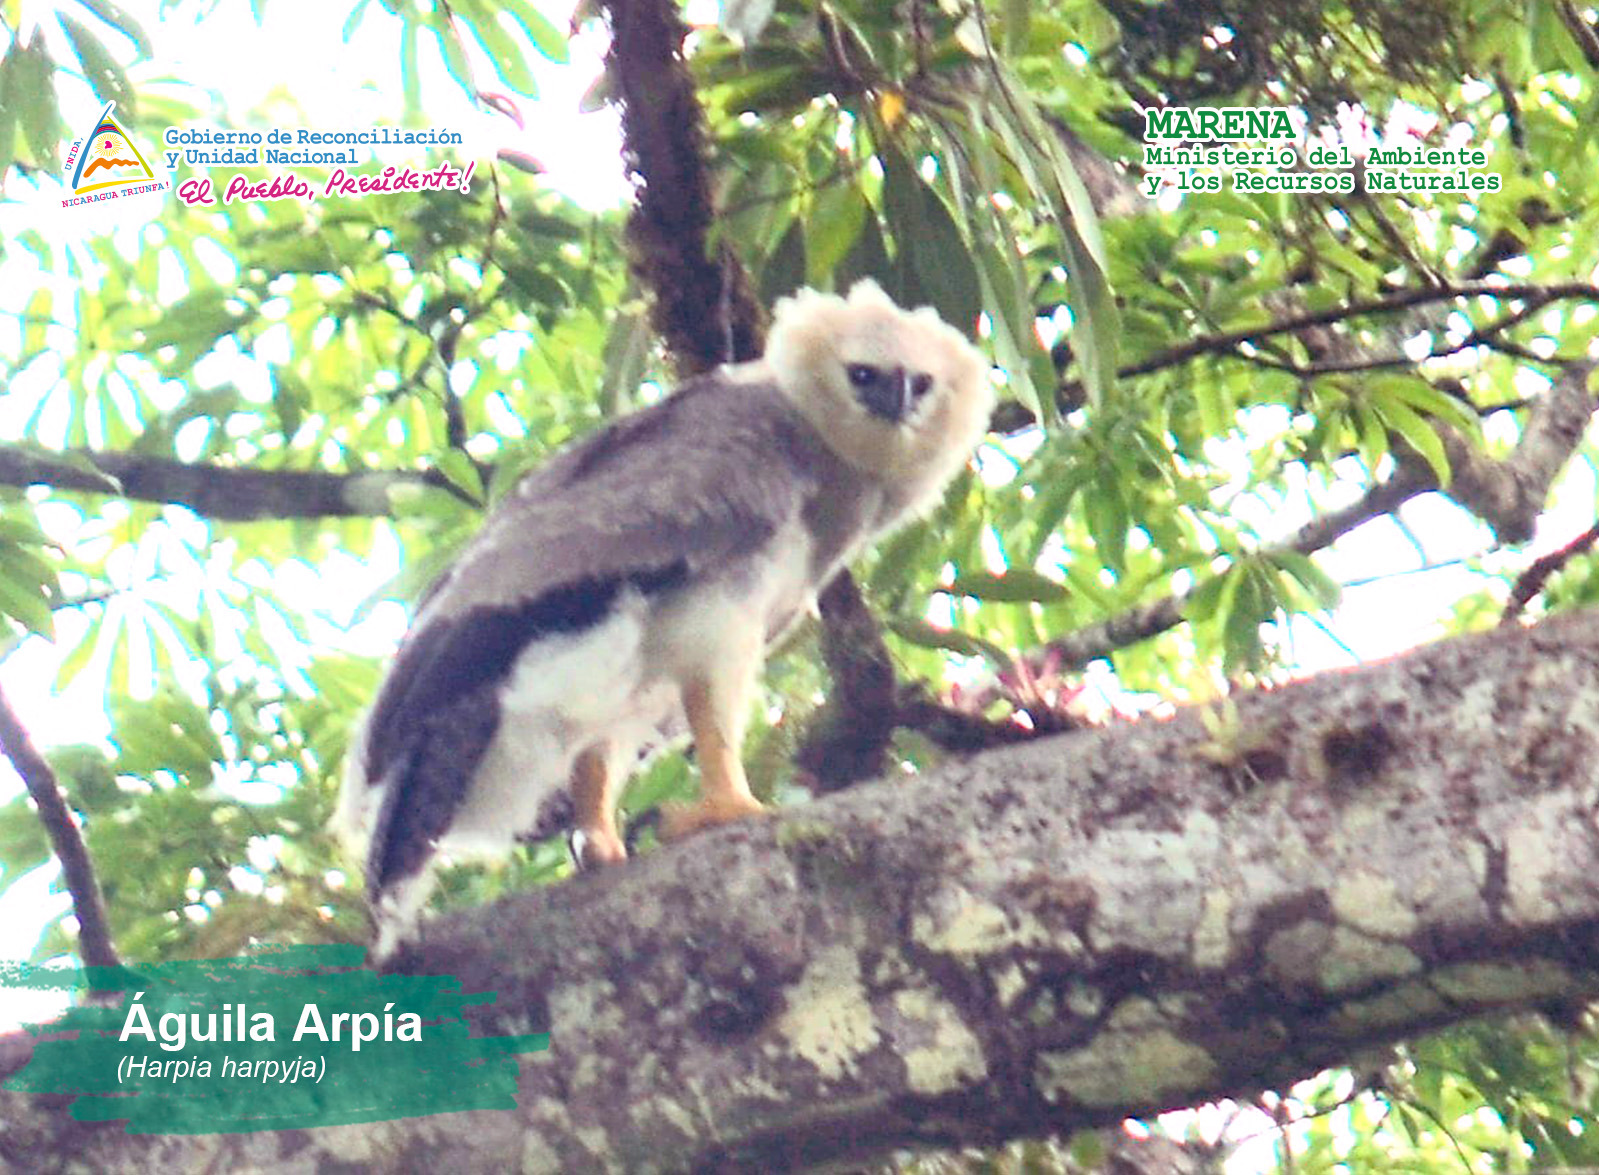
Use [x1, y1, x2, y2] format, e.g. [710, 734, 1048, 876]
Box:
[2, 943, 548, 1133]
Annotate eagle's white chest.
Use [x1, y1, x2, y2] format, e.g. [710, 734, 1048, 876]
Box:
[440, 519, 819, 856]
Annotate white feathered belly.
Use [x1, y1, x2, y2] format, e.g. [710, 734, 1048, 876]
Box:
[441, 589, 678, 856]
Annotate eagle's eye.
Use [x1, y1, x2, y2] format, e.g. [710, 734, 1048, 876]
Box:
[846, 363, 879, 389]
[910, 373, 934, 399]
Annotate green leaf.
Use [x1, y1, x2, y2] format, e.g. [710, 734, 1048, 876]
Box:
[1352, 404, 1389, 470]
[1082, 479, 1129, 572]
[1183, 566, 1231, 624]
[1222, 568, 1268, 672]
[433, 447, 485, 503]
[462, 10, 539, 97]
[76, 0, 154, 57]
[0, 516, 51, 546]
[760, 216, 807, 306]
[836, 208, 893, 291]
[979, 98, 1118, 406]
[0, 796, 53, 880]
[500, 0, 569, 63]
[135, 288, 249, 354]
[54, 595, 117, 692]
[1025, 470, 1085, 563]
[711, 65, 819, 116]
[1372, 374, 1481, 438]
[13, 39, 58, 165]
[1271, 550, 1342, 610]
[21, 286, 52, 359]
[1000, 0, 1031, 52]
[1193, 378, 1233, 438]
[806, 181, 867, 286]
[58, 13, 133, 113]
[0, 542, 56, 637]
[110, 692, 224, 782]
[430, 22, 476, 94]
[598, 305, 651, 416]
[886, 616, 1014, 672]
[577, 70, 614, 113]
[945, 569, 1069, 604]
[973, 252, 1042, 424]
[1377, 399, 1451, 485]
[620, 755, 693, 816]
[0, 56, 15, 183]
[513, 210, 586, 240]
[270, 367, 305, 441]
[342, 0, 374, 42]
[49, 745, 125, 815]
[867, 520, 932, 594]
[878, 144, 982, 335]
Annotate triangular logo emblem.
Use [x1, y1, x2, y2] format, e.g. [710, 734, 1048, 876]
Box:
[69, 101, 154, 195]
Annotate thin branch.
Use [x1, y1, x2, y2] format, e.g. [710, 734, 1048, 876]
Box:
[1556, 0, 1599, 70]
[1229, 294, 1578, 379]
[0, 682, 119, 973]
[1282, 463, 1437, 557]
[893, 685, 1057, 750]
[437, 343, 470, 454]
[1501, 519, 1599, 626]
[0, 445, 474, 521]
[1301, 608, 1363, 664]
[1117, 282, 1599, 382]
[993, 282, 1599, 434]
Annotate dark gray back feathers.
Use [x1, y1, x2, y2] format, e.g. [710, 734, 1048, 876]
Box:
[356, 373, 850, 895]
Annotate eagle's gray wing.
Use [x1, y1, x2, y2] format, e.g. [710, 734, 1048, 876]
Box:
[353, 373, 836, 893]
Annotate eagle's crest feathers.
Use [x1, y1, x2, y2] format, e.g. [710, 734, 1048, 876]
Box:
[766, 279, 993, 514]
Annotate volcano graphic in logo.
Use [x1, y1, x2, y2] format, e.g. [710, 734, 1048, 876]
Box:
[69, 102, 153, 195]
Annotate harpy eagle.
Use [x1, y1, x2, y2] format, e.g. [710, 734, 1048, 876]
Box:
[337, 280, 993, 953]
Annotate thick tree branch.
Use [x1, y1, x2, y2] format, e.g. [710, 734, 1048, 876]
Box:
[0, 445, 467, 521]
[6, 610, 1599, 1168]
[602, 0, 763, 373]
[1435, 358, 1597, 545]
[0, 683, 118, 973]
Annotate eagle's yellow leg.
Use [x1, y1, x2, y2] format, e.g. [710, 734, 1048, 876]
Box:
[661, 676, 768, 840]
[571, 744, 627, 866]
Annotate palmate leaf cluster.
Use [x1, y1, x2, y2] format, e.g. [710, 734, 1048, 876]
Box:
[3, 0, 1599, 1169]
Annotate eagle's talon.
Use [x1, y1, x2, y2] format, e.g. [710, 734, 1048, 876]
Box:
[659, 794, 769, 841]
[570, 826, 628, 870]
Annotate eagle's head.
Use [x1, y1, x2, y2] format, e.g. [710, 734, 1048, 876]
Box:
[765, 280, 993, 503]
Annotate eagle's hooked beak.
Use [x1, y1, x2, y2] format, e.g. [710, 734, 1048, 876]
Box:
[857, 366, 917, 423]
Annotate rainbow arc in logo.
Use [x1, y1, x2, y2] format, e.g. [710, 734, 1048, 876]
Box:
[70, 102, 154, 195]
